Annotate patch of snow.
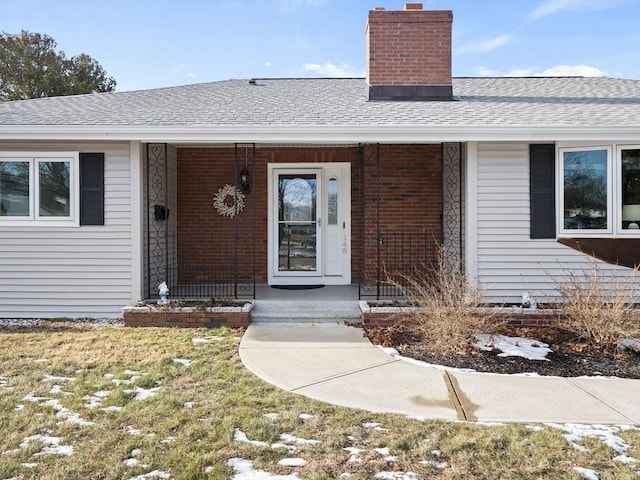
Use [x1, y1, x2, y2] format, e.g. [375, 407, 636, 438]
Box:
[277, 458, 307, 467]
[124, 370, 143, 376]
[362, 422, 387, 431]
[124, 386, 160, 401]
[40, 399, 95, 426]
[298, 414, 313, 420]
[419, 459, 449, 469]
[377, 346, 477, 373]
[339, 474, 353, 478]
[192, 336, 225, 344]
[430, 449, 441, 458]
[101, 406, 123, 412]
[374, 472, 418, 480]
[103, 373, 115, 379]
[264, 413, 278, 420]
[161, 437, 175, 444]
[344, 447, 365, 463]
[21, 463, 38, 468]
[475, 334, 552, 361]
[124, 458, 140, 467]
[374, 447, 397, 461]
[620, 338, 640, 352]
[526, 425, 545, 431]
[127, 471, 171, 480]
[126, 425, 142, 436]
[572, 466, 599, 480]
[14, 404, 24, 411]
[43, 374, 75, 382]
[19, 435, 61, 449]
[49, 385, 71, 396]
[279, 433, 320, 445]
[23, 394, 50, 402]
[613, 454, 638, 464]
[84, 390, 112, 408]
[548, 423, 637, 454]
[234, 428, 269, 448]
[271, 443, 297, 454]
[183, 401, 194, 409]
[172, 358, 192, 367]
[227, 457, 300, 480]
[20, 435, 74, 456]
[204, 466, 214, 473]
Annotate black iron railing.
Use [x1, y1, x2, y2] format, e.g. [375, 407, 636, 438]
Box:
[359, 229, 436, 300]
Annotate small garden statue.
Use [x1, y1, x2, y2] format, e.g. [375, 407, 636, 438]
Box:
[521, 291, 536, 309]
[158, 281, 169, 305]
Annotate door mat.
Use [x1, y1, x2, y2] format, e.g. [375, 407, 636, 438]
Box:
[271, 285, 325, 290]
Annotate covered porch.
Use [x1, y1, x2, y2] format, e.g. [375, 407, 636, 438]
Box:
[141, 142, 464, 303]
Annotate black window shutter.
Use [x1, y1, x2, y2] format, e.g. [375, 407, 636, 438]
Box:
[529, 144, 556, 239]
[80, 153, 104, 225]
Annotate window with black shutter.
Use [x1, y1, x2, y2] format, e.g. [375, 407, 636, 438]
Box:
[530, 144, 555, 239]
[79, 153, 104, 225]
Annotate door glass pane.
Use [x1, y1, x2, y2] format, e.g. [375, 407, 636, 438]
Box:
[39, 161, 70, 217]
[328, 178, 338, 225]
[0, 161, 30, 216]
[621, 148, 640, 230]
[563, 150, 607, 230]
[278, 175, 317, 272]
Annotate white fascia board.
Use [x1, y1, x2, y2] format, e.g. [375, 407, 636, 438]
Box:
[0, 124, 638, 144]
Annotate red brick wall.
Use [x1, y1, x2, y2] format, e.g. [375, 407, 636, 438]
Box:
[177, 145, 442, 285]
[359, 144, 442, 284]
[366, 8, 453, 86]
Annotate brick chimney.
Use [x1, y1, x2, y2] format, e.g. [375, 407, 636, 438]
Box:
[366, 3, 453, 101]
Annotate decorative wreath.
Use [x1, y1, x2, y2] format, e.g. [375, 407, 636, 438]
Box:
[213, 184, 245, 218]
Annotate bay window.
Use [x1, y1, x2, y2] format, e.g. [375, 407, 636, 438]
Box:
[557, 145, 640, 236]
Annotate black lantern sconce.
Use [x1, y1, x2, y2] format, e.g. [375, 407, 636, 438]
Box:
[240, 166, 251, 194]
[240, 146, 251, 194]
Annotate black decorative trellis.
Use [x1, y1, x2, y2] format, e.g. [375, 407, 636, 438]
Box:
[144, 143, 256, 301]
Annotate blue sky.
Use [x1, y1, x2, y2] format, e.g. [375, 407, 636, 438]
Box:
[2, 0, 639, 92]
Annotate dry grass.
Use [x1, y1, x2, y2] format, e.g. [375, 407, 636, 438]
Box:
[0, 322, 638, 479]
[389, 249, 504, 355]
[552, 262, 640, 350]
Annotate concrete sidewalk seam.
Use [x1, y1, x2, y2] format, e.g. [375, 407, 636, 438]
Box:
[290, 359, 401, 392]
[566, 378, 638, 424]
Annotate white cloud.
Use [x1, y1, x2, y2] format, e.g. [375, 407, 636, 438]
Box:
[475, 65, 499, 76]
[529, 0, 631, 19]
[265, 62, 272, 67]
[537, 64, 606, 76]
[303, 62, 364, 77]
[503, 64, 605, 77]
[458, 34, 512, 54]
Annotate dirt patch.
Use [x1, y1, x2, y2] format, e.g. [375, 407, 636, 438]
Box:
[365, 325, 640, 379]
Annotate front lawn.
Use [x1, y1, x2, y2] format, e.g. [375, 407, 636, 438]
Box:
[0, 322, 638, 479]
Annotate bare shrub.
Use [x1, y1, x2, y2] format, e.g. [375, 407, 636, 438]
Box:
[551, 261, 640, 349]
[390, 248, 503, 355]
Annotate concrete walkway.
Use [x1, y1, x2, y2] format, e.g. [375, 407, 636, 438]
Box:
[239, 323, 640, 425]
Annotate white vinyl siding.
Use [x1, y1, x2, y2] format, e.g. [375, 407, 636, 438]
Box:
[0, 142, 134, 318]
[475, 142, 635, 304]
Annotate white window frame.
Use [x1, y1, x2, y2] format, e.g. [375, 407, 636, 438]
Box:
[0, 152, 80, 227]
[616, 144, 640, 236]
[557, 145, 613, 237]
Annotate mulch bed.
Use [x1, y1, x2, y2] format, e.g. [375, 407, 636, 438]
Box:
[364, 325, 640, 379]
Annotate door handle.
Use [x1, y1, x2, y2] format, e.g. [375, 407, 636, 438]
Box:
[343, 221, 346, 229]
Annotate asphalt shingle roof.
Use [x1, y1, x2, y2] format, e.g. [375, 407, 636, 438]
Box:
[0, 77, 638, 129]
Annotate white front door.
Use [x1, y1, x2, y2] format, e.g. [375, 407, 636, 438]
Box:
[268, 163, 351, 285]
